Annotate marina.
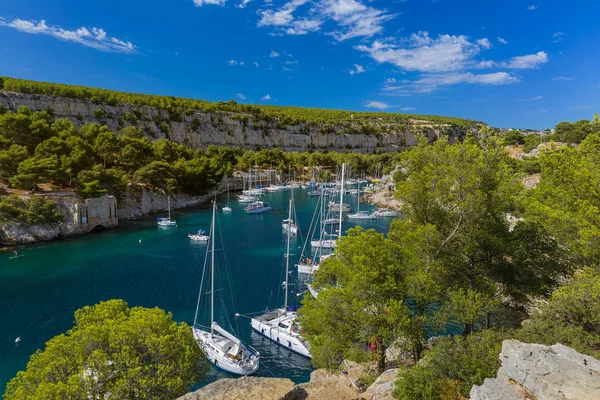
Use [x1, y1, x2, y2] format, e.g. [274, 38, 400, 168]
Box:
[0, 187, 396, 393]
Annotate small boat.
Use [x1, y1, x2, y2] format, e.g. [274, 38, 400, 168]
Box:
[328, 202, 352, 212]
[308, 190, 322, 197]
[374, 208, 398, 217]
[321, 217, 342, 225]
[223, 185, 232, 213]
[282, 218, 298, 234]
[188, 229, 209, 241]
[245, 201, 272, 214]
[310, 239, 337, 249]
[15, 336, 21, 343]
[238, 194, 256, 203]
[347, 181, 375, 220]
[192, 202, 260, 375]
[348, 211, 376, 220]
[157, 196, 177, 227]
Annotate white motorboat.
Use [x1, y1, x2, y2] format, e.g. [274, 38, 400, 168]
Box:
[238, 194, 256, 203]
[310, 239, 337, 249]
[321, 217, 342, 225]
[374, 208, 398, 217]
[328, 202, 352, 212]
[192, 202, 260, 375]
[188, 229, 209, 241]
[245, 201, 272, 214]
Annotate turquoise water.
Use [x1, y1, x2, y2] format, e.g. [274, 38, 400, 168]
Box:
[0, 189, 395, 393]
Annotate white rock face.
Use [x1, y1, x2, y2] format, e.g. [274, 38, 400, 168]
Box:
[362, 368, 398, 400]
[470, 340, 600, 400]
[0, 92, 466, 153]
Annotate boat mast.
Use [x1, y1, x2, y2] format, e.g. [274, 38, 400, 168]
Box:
[210, 200, 216, 335]
[284, 197, 292, 311]
[167, 195, 171, 221]
[338, 163, 345, 239]
[357, 180, 360, 214]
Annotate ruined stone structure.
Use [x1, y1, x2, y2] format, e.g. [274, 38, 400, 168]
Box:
[73, 194, 118, 231]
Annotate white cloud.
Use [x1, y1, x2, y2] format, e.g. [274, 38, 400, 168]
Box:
[553, 31, 565, 38]
[476, 60, 495, 68]
[356, 32, 493, 72]
[269, 50, 280, 57]
[364, 100, 390, 109]
[400, 107, 415, 111]
[0, 18, 135, 53]
[283, 66, 293, 72]
[385, 77, 397, 83]
[236, 93, 246, 100]
[284, 60, 299, 64]
[258, 0, 393, 40]
[253, 61, 259, 67]
[497, 37, 507, 44]
[349, 64, 365, 75]
[318, 0, 395, 41]
[228, 59, 244, 66]
[262, 94, 271, 100]
[383, 72, 519, 94]
[235, 0, 252, 8]
[527, 5, 537, 10]
[476, 38, 492, 49]
[552, 76, 575, 81]
[259, 0, 310, 27]
[502, 51, 548, 69]
[194, 0, 226, 5]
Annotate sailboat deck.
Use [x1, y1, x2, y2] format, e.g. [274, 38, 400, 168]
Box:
[253, 311, 281, 322]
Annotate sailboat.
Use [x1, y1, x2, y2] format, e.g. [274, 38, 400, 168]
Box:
[250, 198, 311, 358]
[157, 195, 177, 227]
[223, 184, 232, 213]
[311, 163, 346, 250]
[348, 180, 375, 220]
[192, 201, 260, 375]
[282, 187, 299, 234]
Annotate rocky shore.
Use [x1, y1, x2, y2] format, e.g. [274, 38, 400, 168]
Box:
[177, 341, 600, 400]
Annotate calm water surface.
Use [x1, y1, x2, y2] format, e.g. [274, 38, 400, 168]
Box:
[0, 189, 395, 393]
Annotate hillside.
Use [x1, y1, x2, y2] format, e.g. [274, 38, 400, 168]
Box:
[0, 77, 482, 152]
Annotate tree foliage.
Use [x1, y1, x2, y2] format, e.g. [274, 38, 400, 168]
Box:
[4, 299, 208, 400]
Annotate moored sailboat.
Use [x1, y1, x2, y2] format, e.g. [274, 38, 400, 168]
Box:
[157, 195, 177, 227]
[250, 198, 311, 358]
[192, 201, 260, 375]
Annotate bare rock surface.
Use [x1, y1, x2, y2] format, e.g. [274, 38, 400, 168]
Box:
[470, 340, 600, 400]
[361, 368, 398, 400]
[176, 377, 298, 400]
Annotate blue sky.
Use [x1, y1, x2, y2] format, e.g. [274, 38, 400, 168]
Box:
[0, 0, 598, 129]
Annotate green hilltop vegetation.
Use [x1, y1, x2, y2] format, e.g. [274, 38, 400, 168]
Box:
[0, 102, 402, 225]
[0, 76, 480, 130]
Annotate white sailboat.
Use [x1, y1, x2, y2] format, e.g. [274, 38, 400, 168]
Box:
[192, 201, 260, 375]
[348, 181, 375, 220]
[311, 163, 346, 250]
[251, 198, 311, 358]
[223, 184, 232, 213]
[157, 195, 177, 227]
[282, 187, 299, 234]
[188, 229, 209, 242]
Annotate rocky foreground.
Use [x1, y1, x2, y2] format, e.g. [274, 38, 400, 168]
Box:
[177, 341, 600, 400]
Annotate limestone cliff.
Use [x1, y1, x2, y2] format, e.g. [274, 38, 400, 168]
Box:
[0, 92, 468, 152]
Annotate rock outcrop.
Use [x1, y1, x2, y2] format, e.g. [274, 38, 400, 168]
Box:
[0, 92, 468, 153]
[176, 377, 298, 400]
[361, 369, 397, 400]
[470, 340, 600, 400]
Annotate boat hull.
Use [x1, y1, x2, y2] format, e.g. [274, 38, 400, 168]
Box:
[311, 239, 337, 249]
[297, 263, 318, 274]
[245, 206, 272, 214]
[250, 312, 311, 358]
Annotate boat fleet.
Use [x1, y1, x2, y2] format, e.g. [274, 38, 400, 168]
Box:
[159, 165, 397, 376]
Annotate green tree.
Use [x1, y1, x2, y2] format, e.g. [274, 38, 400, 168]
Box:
[298, 228, 412, 371]
[0, 144, 29, 180]
[10, 156, 66, 189]
[93, 131, 119, 168]
[133, 161, 178, 192]
[393, 330, 511, 400]
[4, 299, 208, 400]
[518, 268, 600, 356]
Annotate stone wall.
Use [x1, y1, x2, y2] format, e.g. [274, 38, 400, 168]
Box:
[0, 92, 468, 153]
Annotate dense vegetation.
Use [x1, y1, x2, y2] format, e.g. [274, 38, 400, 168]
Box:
[0, 77, 480, 130]
[0, 195, 63, 224]
[4, 300, 207, 400]
[0, 104, 403, 225]
[299, 128, 600, 399]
